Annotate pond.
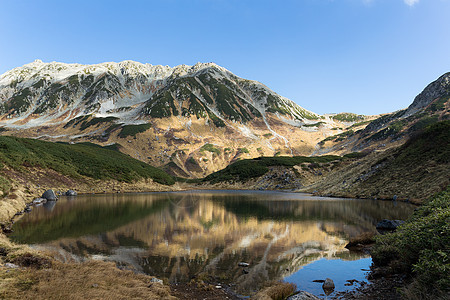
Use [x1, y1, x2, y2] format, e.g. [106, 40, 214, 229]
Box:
[10, 190, 415, 298]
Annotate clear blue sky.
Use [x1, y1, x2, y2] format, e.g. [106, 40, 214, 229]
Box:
[1, 0, 449, 115]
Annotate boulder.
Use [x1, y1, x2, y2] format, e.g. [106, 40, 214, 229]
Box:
[65, 190, 77, 196]
[376, 219, 404, 231]
[41, 189, 58, 201]
[322, 278, 335, 295]
[322, 278, 335, 290]
[287, 291, 320, 300]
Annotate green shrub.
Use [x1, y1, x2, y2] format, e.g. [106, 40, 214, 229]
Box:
[238, 147, 249, 154]
[371, 187, 450, 295]
[200, 143, 221, 155]
[79, 116, 119, 131]
[331, 113, 365, 122]
[118, 123, 151, 138]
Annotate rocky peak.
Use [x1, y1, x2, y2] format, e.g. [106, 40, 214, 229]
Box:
[405, 72, 450, 116]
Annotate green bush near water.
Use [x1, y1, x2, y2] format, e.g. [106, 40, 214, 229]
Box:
[0, 136, 174, 185]
[371, 187, 450, 297]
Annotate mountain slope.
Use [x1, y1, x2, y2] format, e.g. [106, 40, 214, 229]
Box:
[316, 73, 450, 155]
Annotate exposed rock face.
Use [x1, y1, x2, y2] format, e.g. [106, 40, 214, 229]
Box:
[41, 189, 57, 201]
[405, 72, 450, 116]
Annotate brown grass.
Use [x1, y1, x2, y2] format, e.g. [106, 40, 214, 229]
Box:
[0, 260, 176, 300]
[0, 234, 175, 300]
[252, 281, 296, 300]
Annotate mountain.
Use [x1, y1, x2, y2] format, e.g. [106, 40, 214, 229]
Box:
[316, 73, 450, 155]
[0, 60, 368, 177]
[0, 59, 318, 126]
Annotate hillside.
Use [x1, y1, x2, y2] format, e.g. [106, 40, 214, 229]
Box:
[202, 120, 450, 202]
[0, 60, 372, 177]
[0, 136, 177, 222]
[316, 73, 450, 155]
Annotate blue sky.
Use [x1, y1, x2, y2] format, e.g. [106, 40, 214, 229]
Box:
[1, 0, 449, 115]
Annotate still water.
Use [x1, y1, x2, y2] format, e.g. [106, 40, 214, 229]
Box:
[10, 190, 414, 297]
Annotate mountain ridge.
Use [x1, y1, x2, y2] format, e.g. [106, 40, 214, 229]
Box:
[0, 60, 374, 177]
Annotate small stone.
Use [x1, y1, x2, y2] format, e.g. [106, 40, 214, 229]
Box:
[92, 284, 98, 288]
[4, 263, 19, 269]
[150, 278, 163, 284]
[238, 262, 249, 267]
[33, 198, 47, 205]
[65, 190, 77, 196]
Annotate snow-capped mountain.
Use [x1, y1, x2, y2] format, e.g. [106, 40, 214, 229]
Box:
[0, 60, 361, 177]
[0, 59, 319, 128]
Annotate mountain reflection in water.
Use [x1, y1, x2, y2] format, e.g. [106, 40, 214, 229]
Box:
[11, 190, 415, 296]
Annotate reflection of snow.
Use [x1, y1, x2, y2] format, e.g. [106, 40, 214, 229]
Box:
[235, 225, 290, 294]
[239, 234, 259, 248]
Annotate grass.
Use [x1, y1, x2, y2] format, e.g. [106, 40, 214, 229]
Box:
[0, 136, 174, 185]
[204, 155, 342, 183]
[0, 175, 11, 196]
[426, 94, 448, 112]
[0, 260, 175, 300]
[392, 120, 449, 167]
[371, 187, 449, 299]
[253, 281, 296, 300]
[320, 130, 355, 144]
